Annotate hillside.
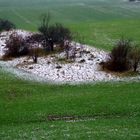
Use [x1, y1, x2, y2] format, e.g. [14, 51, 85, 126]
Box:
[0, 0, 140, 140]
[0, 0, 140, 25]
[0, 0, 140, 50]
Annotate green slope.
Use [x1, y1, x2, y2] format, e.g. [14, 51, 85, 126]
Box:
[0, 0, 140, 49]
[0, 70, 140, 139]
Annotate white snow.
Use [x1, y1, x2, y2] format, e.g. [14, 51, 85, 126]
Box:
[4, 51, 117, 84]
[0, 30, 138, 84]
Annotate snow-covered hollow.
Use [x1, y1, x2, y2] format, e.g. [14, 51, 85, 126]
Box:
[0, 30, 119, 84]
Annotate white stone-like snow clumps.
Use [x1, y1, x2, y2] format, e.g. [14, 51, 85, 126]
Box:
[0, 30, 121, 84]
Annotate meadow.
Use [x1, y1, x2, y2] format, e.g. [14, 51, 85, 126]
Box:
[0, 70, 140, 139]
[0, 0, 140, 139]
[0, 0, 140, 50]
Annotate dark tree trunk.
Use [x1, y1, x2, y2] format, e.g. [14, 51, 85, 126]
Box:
[133, 63, 138, 72]
[49, 40, 54, 52]
[50, 43, 54, 52]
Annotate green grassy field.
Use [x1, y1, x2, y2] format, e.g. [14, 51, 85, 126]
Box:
[0, 0, 140, 50]
[0, 0, 140, 139]
[0, 70, 140, 139]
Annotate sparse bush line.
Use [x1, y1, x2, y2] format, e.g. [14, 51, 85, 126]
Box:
[102, 38, 140, 73]
[0, 16, 140, 82]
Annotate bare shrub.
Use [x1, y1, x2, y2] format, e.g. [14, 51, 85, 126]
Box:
[104, 38, 132, 72]
[129, 45, 140, 72]
[26, 33, 43, 45]
[0, 19, 16, 32]
[4, 32, 28, 57]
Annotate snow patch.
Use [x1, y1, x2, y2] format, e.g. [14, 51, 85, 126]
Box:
[1, 30, 138, 84]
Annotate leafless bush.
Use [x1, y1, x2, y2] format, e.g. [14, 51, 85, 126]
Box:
[129, 45, 140, 72]
[104, 38, 132, 72]
[0, 19, 16, 32]
[4, 32, 29, 57]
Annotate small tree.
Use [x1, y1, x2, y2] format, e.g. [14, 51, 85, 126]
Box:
[47, 23, 72, 51]
[129, 45, 140, 72]
[0, 19, 16, 32]
[38, 13, 72, 52]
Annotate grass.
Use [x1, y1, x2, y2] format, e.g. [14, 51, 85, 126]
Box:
[0, 0, 140, 50]
[0, 70, 140, 139]
[70, 19, 140, 50]
[0, 118, 140, 140]
[0, 0, 140, 139]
